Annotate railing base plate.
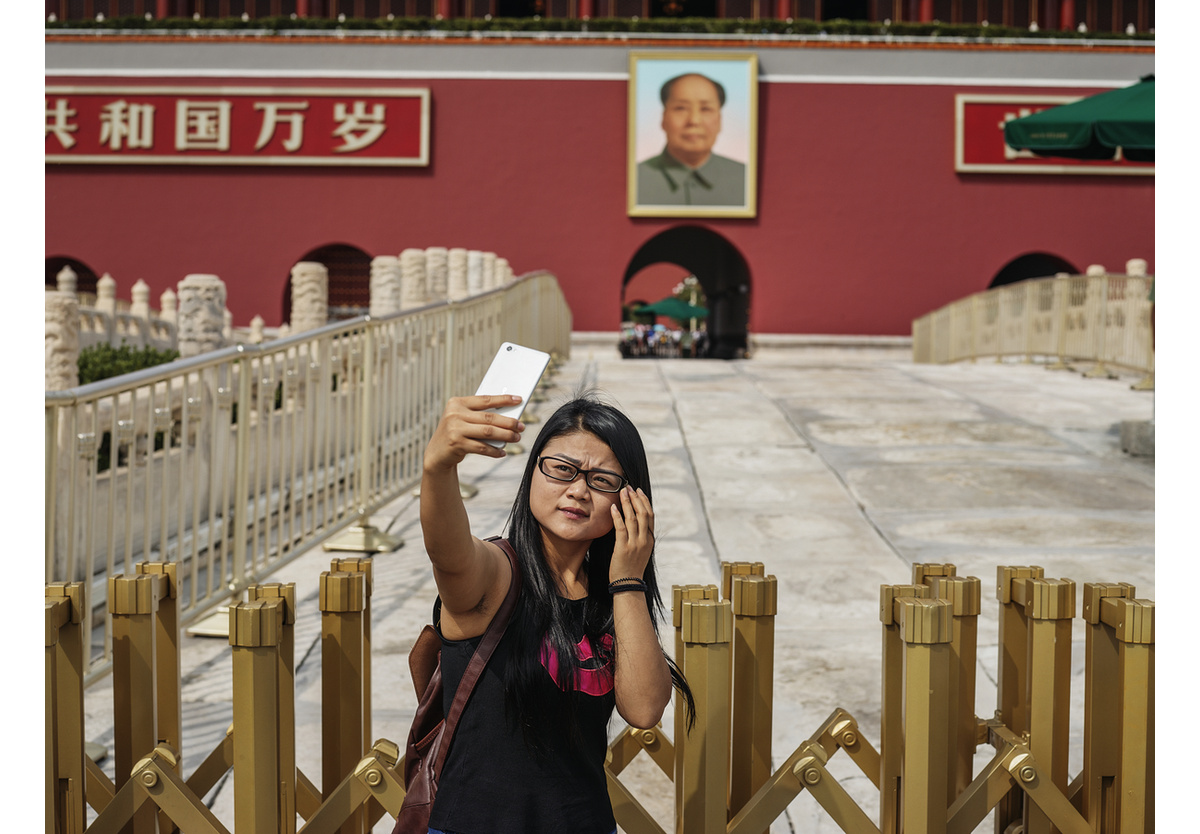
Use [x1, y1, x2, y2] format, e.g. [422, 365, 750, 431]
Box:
[323, 524, 405, 554]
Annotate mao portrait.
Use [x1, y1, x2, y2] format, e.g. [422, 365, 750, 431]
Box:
[628, 53, 759, 218]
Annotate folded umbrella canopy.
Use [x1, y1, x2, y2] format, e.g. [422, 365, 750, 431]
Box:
[1003, 75, 1154, 162]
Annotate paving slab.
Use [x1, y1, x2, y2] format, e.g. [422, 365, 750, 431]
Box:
[81, 337, 1154, 834]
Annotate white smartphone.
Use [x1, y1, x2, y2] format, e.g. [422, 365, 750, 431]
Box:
[473, 342, 551, 447]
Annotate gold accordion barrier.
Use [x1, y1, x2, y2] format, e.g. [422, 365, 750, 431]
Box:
[47, 559, 1152, 834]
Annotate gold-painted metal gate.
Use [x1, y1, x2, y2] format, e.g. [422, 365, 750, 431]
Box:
[46, 559, 1152, 833]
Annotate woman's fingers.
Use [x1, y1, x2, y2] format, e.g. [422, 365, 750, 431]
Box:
[425, 397, 527, 470]
[624, 488, 653, 537]
[442, 396, 525, 450]
[616, 487, 654, 545]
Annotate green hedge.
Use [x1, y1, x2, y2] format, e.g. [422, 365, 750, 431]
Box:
[45, 16, 1153, 41]
[78, 342, 180, 386]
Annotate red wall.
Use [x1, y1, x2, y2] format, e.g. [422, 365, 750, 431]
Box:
[45, 74, 1154, 335]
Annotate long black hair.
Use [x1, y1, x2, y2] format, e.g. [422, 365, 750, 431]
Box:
[502, 393, 695, 752]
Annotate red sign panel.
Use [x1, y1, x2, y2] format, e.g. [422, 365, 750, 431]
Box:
[955, 94, 1152, 176]
[45, 85, 430, 166]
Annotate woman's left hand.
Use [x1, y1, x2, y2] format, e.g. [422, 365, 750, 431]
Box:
[610, 486, 654, 581]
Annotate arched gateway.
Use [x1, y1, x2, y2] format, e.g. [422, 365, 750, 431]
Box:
[622, 226, 751, 359]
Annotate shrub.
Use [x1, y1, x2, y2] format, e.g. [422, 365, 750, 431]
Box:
[78, 342, 180, 386]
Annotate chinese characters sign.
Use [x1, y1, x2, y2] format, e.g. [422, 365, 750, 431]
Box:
[954, 94, 1153, 176]
[46, 86, 430, 166]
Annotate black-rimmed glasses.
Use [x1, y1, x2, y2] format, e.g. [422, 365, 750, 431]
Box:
[537, 456, 628, 493]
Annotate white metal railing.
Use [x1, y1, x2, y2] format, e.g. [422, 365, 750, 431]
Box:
[911, 273, 1153, 383]
[45, 271, 572, 682]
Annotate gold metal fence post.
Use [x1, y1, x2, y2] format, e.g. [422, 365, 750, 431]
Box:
[671, 583, 719, 831]
[677, 597, 733, 834]
[329, 557, 379, 824]
[329, 558, 374, 756]
[1081, 584, 1154, 834]
[994, 565, 1044, 834]
[320, 570, 367, 834]
[47, 582, 87, 834]
[136, 563, 182, 784]
[230, 597, 287, 834]
[232, 347, 254, 595]
[1012, 577, 1075, 834]
[879, 583, 929, 834]
[109, 572, 169, 834]
[247, 583, 298, 834]
[325, 324, 404, 553]
[927, 575, 982, 801]
[896, 596, 954, 834]
[724, 566, 777, 828]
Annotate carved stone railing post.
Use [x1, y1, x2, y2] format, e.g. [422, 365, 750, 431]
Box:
[290, 261, 329, 333]
[95, 273, 117, 317]
[426, 246, 449, 303]
[466, 250, 484, 295]
[177, 273, 229, 358]
[159, 288, 177, 326]
[400, 248, 428, 311]
[369, 255, 402, 317]
[482, 251, 497, 291]
[46, 291, 80, 390]
[130, 278, 151, 321]
[448, 248, 469, 301]
[56, 264, 78, 295]
[496, 257, 513, 286]
[249, 315, 265, 344]
[1126, 258, 1147, 277]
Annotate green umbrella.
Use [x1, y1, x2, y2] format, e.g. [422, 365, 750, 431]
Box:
[634, 296, 709, 322]
[1003, 75, 1154, 162]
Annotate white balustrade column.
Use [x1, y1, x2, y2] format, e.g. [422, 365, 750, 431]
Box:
[426, 247, 449, 302]
[96, 273, 117, 317]
[159, 288, 177, 326]
[130, 279, 151, 320]
[290, 261, 329, 333]
[466, 250, 484, 296]
[56, 265, 78, 295]
[481, 251, 497, 290]
[496, 257, 513, 286]
[448, 248, 469, 301]
[1126, 258, 1148, 277]
[249, 315, 265, 344]
[400, 247, 429, 311]
[45, 291, 80, 390]
[177, 273, 229, 358]
[369, 255, 402, 317]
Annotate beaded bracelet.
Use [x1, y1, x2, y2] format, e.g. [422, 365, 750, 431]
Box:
[608, 578, 647, 595]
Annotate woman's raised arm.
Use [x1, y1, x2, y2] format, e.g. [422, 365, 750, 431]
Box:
[608, 487, 673, 728]
[420, 395, 524, 629]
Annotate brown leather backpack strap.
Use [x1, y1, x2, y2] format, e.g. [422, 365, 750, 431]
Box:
[430, 536, 522, 775]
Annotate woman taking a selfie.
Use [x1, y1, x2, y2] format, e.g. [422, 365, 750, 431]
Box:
[418, 391, 694, 834]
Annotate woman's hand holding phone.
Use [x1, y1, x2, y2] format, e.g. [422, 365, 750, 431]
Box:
[424, 395, 527, 469]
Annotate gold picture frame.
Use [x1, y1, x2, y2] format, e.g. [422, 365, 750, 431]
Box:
[627, 51, 759, 218]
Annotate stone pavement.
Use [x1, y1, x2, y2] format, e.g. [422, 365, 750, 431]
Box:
[83, 336, 1155, 833]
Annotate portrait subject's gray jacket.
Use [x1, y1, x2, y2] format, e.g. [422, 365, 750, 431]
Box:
[636, 148, 746, 207]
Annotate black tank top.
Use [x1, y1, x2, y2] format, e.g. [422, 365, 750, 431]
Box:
[428, 596, 617, 834]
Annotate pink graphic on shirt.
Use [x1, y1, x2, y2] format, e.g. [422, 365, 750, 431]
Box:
[540, 633, 615, 696]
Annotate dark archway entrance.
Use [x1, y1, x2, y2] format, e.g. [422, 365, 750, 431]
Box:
[281, 242, 372, 325]
[622, 226, 751, 359]
[989, 252, 1079, 289]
